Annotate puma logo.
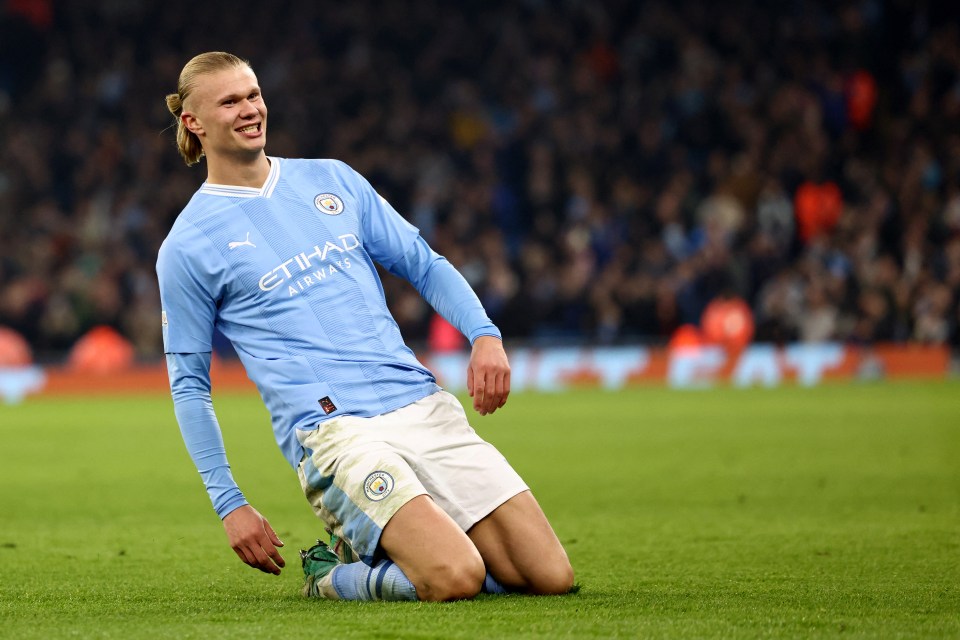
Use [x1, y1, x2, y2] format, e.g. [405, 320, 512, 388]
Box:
[229, 232, 256, 250]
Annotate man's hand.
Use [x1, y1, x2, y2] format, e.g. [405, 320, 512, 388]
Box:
[467, 335, 511, 415]
[222, 505, 286, 575]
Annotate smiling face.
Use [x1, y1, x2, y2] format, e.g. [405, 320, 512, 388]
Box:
[180, 65, 268, 170]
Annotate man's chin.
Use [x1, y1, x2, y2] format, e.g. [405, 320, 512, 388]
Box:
[228, 144, 268, 160]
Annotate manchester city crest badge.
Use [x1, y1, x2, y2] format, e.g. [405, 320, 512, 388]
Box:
[315, 193, 344, 215]
[363, 471, 395, 501]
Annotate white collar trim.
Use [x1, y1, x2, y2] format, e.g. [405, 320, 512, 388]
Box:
[199, 157, 281, 198]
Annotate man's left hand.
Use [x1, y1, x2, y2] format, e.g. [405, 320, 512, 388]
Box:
[467, 336, 510, 415]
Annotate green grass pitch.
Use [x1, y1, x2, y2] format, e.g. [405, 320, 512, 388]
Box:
[1, 381, 958, 639]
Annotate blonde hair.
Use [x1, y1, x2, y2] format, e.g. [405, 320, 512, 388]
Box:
[165, 52, 251, 166]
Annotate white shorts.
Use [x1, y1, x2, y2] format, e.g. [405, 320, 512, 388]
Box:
[296, 390, 528, 565]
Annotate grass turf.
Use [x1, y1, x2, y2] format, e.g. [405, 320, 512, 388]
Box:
[0, 381, 958, 638]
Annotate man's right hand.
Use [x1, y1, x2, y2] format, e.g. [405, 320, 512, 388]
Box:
[222, 505, 286, 575]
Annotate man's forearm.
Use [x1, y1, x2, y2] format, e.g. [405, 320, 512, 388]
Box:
[166, 352, 247, 518]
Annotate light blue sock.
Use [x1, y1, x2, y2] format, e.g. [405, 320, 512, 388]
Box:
[331, 560, 418, 601]
[482, 572, 511, 595]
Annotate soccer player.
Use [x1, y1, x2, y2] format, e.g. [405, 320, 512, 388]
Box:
[157, 52, 574, 602]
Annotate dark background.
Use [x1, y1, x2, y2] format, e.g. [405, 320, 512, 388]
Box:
[1, 0, 958, 360]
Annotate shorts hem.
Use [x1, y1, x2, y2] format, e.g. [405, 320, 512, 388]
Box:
[356, 487, 430, 566]
[458, 485, 529, 532]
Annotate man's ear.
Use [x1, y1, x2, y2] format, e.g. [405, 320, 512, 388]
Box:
[182, 111, 204, 136]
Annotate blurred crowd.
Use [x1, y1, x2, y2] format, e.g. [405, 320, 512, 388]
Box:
[1, 0, 959, 361]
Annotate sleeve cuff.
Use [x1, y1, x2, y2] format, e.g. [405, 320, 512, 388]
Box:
[215, 494, 250, 520]
[469, 329, 502, 345]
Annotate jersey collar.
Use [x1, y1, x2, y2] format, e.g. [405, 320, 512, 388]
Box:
[199, 157, 281, 198]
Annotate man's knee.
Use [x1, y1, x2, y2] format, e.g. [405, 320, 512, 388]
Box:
[380, 495, 487, 601]
[527, 558, 575, 596]
[415, 555, 486, 601]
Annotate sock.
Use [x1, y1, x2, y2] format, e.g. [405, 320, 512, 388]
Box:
[482, 572, 511, 595]
[330, 559, 418, 601]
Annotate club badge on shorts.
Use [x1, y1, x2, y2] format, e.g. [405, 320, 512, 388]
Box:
[363, 471, 394, 501]
[315, 193, 344, 215]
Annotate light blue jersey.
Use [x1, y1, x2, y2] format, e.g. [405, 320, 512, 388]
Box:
[157, 157, 500, 517]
